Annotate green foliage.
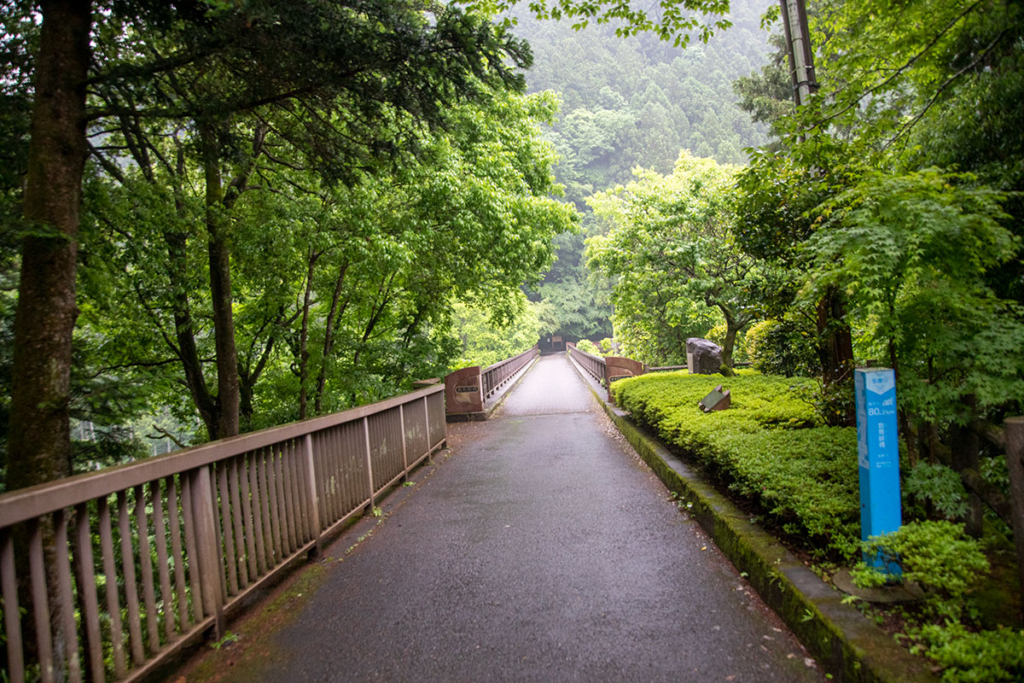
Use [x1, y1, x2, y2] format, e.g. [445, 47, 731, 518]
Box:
[532, 266, 613, 340]
[903, 463, 970, 521]
[919, 623, 1024, 683]
[587, 152, 778, 367]
[210, 632, 241, 651]
[450, 295, 543, 369]
[745, 318, 817, 377]
[481, 0, 734, 47]
[612, 372, 864, 559]
[509, 0, 777, 346]
[514, 0, 773, 203]
[807, 170, 1024, 424]
[72, 36, 576, 442]
[853, 522, 990, 619]
[731, 32, 793, 141]
[574, 339, 601, 355]
[731, 0, 1024, 436]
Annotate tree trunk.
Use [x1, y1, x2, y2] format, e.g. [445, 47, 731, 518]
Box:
[950, 417, 984, 537]
[200, 122, 240, 439]
[165, 229, 220, 439]
[816, 288, 855, 425]
[8, 0, 91, 487]
[721, 317, 739, 370]
[8, 0, 92, 671]
[297, 251, 319, 420]
[239, 333, 276, 431]
[314, 263, 349, 414]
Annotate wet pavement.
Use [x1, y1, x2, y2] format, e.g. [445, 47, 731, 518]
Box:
[246, 355, 822, 682]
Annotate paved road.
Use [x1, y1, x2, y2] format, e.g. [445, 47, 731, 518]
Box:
[251, 355, 822, 682]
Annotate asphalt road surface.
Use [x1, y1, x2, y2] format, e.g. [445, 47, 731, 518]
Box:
[250, 354, 823, 682]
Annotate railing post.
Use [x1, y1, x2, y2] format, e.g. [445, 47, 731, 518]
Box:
[303, 434, 322, 556]
[363, 417, 376, 511]
[399, 404, 409, 481]
[423, 395, 432, 460]
[1, 527, 24, 683]
[192, 466, 225, 638]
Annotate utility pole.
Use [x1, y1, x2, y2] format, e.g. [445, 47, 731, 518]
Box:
[779, 0, 856, 424]
[779, 0, 817, 105]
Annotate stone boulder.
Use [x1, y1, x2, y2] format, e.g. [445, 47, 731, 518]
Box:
[686, 338, 723, 375]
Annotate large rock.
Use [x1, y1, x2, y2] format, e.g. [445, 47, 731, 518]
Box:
[686, 338, 723, 375]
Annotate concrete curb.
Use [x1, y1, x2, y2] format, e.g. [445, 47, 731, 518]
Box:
[446, 356, 540, 422]
[566, 354, 937, 683]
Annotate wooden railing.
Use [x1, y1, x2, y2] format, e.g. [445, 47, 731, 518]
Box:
[567, 342, 606, 385]
[482, 347, 539, 401]
[0, 384, 446, 683]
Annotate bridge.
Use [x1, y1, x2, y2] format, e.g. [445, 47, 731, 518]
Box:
[0, 349, 824, 683]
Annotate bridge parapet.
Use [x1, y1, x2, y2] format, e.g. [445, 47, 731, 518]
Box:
[444, 346, 539, 421]
[0, 384, 446, 683]
[566, 342, 648, 404]
[566, 342, 606, 385]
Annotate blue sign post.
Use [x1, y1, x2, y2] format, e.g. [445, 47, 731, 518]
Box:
[855, 368, 902, 577]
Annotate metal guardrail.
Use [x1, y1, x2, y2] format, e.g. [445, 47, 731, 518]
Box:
[0, 384, 446, 683]
[567, 342, 606, 385]
[644, 362, 751, 373]
[482, 347, 538, 401]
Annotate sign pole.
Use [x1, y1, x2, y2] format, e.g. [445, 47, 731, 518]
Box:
[855, 368, 902, 577]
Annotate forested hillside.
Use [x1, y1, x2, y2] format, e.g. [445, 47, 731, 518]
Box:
[517, 0, 772, 204]
[513, 0, 774, 341]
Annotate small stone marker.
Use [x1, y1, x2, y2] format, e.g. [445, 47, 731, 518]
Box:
[698, 385, 731, 413]
[686, 338, 724, 375]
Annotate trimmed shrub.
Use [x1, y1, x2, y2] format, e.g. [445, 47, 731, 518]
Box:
[613, 372, 861, 559]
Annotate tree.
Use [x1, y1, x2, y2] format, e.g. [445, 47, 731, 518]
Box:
[7, 0, 536, 486]
[7, 0, 92, 493]
[806, 170, 1024, 428]
[84, 83, 576, 435]
[586, 152, 772, 367]
[450, 294, 543, 368]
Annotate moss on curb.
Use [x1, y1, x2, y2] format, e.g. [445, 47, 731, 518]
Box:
[567, 356, 937, 683]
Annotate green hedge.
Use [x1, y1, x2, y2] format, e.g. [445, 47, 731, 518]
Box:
[613, 372, 861, 560]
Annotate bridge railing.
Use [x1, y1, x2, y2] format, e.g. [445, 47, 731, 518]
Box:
[482, 347, 539, 401]
[567, 342, 607, 385]
[445, 346, 538, 419]
[0, 384, 446, 683]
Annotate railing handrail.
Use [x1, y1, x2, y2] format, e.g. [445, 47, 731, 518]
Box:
[0, 383, 445, 528]
[484, 346, 536, 375]
[567, 342, 606, 366]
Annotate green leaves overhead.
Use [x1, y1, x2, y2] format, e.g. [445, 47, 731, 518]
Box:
[470, 0, 733, 46]
[54, 0, 579, 444]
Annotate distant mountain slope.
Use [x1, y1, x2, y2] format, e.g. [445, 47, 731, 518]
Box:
[513, 0, 773, 206]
